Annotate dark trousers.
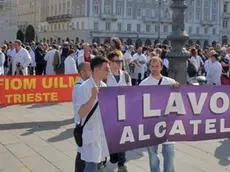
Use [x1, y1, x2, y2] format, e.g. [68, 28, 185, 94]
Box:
[36, 63, 46, 75]
[75, 153, 85, 172]
[75, 153, 107, 172]
[117, 152, 126, 167]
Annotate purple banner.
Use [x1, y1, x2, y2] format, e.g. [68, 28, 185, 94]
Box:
[98, 85, 230, 154]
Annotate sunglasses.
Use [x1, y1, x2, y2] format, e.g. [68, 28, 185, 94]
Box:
[112, 60, 123, 64]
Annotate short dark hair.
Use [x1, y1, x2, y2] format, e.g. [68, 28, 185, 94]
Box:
[107, 52, 119, 61]
[90, 56, 109, 71]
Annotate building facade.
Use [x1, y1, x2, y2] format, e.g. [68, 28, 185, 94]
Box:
[221, 0, 230, 45]
[17, 0, 40, 43]
[37, 0, 221, 48]
[0, 0, 18, 43]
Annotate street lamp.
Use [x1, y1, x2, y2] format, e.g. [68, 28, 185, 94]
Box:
[156, 0, 166, 41]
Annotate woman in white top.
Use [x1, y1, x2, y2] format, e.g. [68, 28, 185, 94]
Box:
[64, 49, 78, 74]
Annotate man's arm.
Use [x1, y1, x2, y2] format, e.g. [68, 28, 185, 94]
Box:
[78, 87, 98, 118]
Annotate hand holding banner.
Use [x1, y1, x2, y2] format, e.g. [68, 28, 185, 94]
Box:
[98, 85, 230, 154]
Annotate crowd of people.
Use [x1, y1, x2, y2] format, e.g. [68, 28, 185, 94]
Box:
[0, 37, 229, 172]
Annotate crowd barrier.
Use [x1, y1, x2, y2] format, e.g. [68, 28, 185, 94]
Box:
[0, 74, 80, 105]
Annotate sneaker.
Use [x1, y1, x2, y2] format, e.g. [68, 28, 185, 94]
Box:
[117, 165, 128, 172]
[98, 165, 105, 172]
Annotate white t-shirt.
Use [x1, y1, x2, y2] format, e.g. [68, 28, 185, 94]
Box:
[139, 75, 175, 145]
[133, 53, 147, 80]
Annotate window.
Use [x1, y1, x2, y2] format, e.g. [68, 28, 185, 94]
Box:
[63, 2, 66, 14]
[188, 26, 192, 34]
[137, 8, 141, 17]
[196, 11, 200, 21]
[67, 1, 71, 14]
[127, 7, 132, 16]
[163, 25, 168, 33]
[146, 9, 151, 17]
[81, 5, 85, 15]
[106, 22, 111, 31]
[137, 24, 141, 32]
[55, 4, 57, 15]
[196, 0, 201, 7]
[116, 6, 122, 15]
[223, 19, 228, 29]
[117, 23, 122, 31]
[81, 21, 84, 30]
[94, 5, 99, 14]
[127, 24, 132, 32]
[146, 24, 151, 32]
[76, 22, 79, 30]
[155, 25, 159, 32]
[76, 6, 80, 16]
[212, 28, 216, 35]
[59, 3, 62, 14]
[212, 13, 216, 22]
[196, 27, 200, 34]
[224, 3, 228, 13]
[105, 4, 112, 14]
[94, 22, 98, 31]
[188, 12, 193, 20]
[204, 27, 208, 34]
[204, 0, 209, 7]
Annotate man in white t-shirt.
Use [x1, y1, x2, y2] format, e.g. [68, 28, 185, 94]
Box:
[133, 46, 147, 85]
[139, 56, 179, 172]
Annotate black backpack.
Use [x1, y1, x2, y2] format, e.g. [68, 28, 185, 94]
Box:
[187, 60, 198, 78]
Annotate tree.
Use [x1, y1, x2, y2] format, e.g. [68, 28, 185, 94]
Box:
[25, 25, 35, 43]
[16, 30, 24, 43]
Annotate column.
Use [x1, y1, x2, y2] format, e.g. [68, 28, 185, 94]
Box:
[101, 0, 104, 14]
[167, 0, 190, 85]
[113, 0, 116, 15]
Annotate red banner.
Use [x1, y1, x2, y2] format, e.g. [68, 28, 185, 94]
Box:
[0, 74, 80, 105]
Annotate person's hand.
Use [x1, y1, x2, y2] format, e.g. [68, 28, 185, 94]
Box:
[172, 82, 180, 88]
[91, 87, 99, 100]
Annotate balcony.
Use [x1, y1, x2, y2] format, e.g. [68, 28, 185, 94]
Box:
[46, 14, 72, 23]
[142, 16, 158, 23]
[200, 20, 215, 26]
[100, 14, 117, 21]
[223, 12, 230, 18]
[142, 16, 172, 23]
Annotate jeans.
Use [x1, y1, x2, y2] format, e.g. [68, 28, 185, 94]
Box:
[117, 152, 126, 167]
[147, 144, 175, 172]
[84, 162, 104, 172]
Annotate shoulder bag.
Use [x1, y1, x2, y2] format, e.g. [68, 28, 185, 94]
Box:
[73, 101, 98, 147]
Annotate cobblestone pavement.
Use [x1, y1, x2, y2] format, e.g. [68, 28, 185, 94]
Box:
[0, 103, 230, 172]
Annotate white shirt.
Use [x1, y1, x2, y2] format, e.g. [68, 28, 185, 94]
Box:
[206, 61, 222, 85]
[77, 53, 95, 66]
[140, 75, 175, 145]
[106, 70, 132, 86]
[44, 49, 56, 75]
[15, 47, 32, 75]
[30, 50, 36, 67]
[0, 51, 5, 75]
[75, 77, 109, 163]
[64, 55, 78, 74]
[204, 59, 212, 73]
[123, 51, 133, 73]
[133, 53, 147, 79]
[72, 77, 84, 124]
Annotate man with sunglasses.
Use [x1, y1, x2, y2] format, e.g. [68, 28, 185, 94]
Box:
[105, 52, 131, 172]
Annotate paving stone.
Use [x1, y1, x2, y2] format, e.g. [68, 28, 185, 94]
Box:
[21, 155, 61, 172]
[6, 143, 38, 159]
[34, 146, 72, 162]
